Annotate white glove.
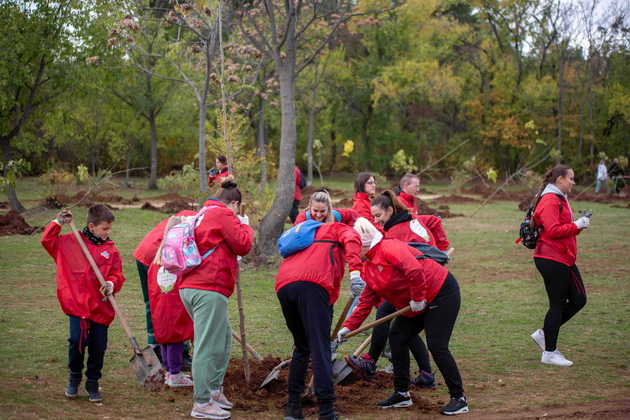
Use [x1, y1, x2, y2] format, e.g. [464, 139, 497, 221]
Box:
[337, 327, 351, 343]
[237, 214, 250, 225]
[574, 217, 589, 230]
[349, 271, 365, 298]
[410, 299, 427, 312]
[55, 208, 72, 225]
[100, 281, 114, 297]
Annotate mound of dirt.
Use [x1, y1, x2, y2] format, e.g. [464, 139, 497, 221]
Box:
[0, 202, 8, 209]
[141, 199, 195, 213]
[336, 198, 354, 208]
[222, 357, 441, 416]
[0, 210, 40, 235]
[416, 199, 463, 219]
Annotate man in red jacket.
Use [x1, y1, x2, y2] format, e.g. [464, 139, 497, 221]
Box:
[41, 205, 125, 404]
[275, 222, 363, 420]
[395, 173, 421, 214]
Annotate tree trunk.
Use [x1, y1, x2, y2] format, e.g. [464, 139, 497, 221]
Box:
[1, 137, 26, 213]
[307, 104, 316, 186]
[125, 150, 132, 188]
[256, 95, 267, 189]
[198, 100, 207, 196]
[556, 42, 565, 164]
[256, 62, 297, 257]
[148, 112, 158, 189]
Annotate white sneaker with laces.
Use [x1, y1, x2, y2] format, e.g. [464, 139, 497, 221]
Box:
[169, 372, 194, 387]
[191, 402, 231, 419]
[541, 350, 573, 367]
[165, 372, 172, 386]
[531, 329, 545, 351]
[211, 387, 233, 410]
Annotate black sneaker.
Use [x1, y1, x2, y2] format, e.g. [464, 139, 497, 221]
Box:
[319, 411, 339, 420]
[377, 391, 413, 408]
[345, 355, 376, 377]
[284, 404, 304, 420]
[440, 396, 468, 415]
[410, 370, 437, 390]
[85, 380, 102, 403]
[65, 372, 81, 398]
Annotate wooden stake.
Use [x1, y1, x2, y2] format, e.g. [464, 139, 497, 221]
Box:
[236, 203, 250, 382]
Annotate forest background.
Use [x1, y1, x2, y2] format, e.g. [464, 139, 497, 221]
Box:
[1, 0, 629, 255]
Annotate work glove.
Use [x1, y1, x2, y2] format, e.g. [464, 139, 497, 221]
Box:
[349, 271, 365, 298]
[55, 208, 73, 225]
[582, 209, 593, 219]
[410, 299, 427, 312]
[237, 214, 250, 225]
[574, 217, 590, 230]
[100, 281, 114, 297]
[337, 327, 351, 344]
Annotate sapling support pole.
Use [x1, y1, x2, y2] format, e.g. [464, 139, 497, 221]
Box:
[236, 203, 250, 382]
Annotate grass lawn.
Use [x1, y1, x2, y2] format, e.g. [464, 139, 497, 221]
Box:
[1, 180, 629, 419]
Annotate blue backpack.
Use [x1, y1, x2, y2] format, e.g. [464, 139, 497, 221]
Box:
[305, 209, 342, 222]
[278, 220, 339, 258]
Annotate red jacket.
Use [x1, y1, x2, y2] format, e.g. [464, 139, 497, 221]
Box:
[352, 192, 385, 233]
[294, 166, 302, 201]
[133, 210, 197, 267]
[417, 215, 450, 251]
[275, 223, 363, 305]
[533, 193, 580, 266]
[179, 199, 254, 297]
[397, 191, 418, 214]
[343, 238, 448, 331]
[294, 207, 358, 226]
[385, 216, 437, 247]
[208, 166, 229, 188]
[148, 264, 194, 344]
[41, 222, 125, 326]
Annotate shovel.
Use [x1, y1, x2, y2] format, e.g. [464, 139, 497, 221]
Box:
[69, 221, 164, 391]
[301, 296, 355, 399]
[333, 334, 372, 383]
[259, 358, 291, 389]
[232, 330, 263, 362]
[330, 305, 412, 385]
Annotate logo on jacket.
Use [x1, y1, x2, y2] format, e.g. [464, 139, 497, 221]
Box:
[377, 266, 383, 272]
[101, 251, 110, 259]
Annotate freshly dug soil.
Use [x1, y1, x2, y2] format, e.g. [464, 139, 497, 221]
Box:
[141, 199, 196, 213]
[416, 199, 463, 219]
[0, 210, 40, 235]
[222, 357, 442, 416]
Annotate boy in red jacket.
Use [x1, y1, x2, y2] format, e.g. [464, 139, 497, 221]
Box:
[41, 205, 125, 403]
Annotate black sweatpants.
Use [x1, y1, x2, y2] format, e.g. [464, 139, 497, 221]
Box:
[278, 281, 335, 417]
[534, 258, 587, 351]
[367, 300, 432, 372]
[389, 273, 464, 398]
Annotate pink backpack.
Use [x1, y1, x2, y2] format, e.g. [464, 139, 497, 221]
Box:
[160, 206, 218, 275]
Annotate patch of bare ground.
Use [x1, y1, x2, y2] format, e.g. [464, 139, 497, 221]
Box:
[0, 210, 40, 235]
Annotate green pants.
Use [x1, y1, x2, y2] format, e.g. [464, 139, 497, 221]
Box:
[179, 288, 232, 404]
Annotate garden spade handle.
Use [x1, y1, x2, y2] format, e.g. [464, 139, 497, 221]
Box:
[345, 306, 411, 340]
[69, 221, 142, 353]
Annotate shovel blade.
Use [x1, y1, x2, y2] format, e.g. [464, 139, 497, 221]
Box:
[333, 364, 354, 384]
[130, 346, 164, 391]
[259, 358, 291, 389]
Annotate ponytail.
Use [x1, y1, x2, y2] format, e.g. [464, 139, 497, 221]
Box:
[371, 190, 413, 215]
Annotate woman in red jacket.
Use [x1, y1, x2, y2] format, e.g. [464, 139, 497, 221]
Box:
[179, 182, 254, 420]
[338, 218, 468, 416]
[276, 223, 363, 420]
[352, 172, 384, 233]
[531, 165, 590, 367]
[293, 189, 358, 226]
[346, 191, 445, 388]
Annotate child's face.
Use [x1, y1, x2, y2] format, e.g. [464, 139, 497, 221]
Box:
[89, 221, 113, 241]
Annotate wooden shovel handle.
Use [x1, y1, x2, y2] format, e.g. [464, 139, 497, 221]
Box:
[69, 221, 140, 351]
[331, 296, 355, 340]
[232, 330, 263, 362]
[239, 203, 246, 217]
[353, 334, 372, 357]
[345, 306, 411, 340]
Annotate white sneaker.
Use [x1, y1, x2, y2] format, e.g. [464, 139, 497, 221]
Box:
[169, 372, 194, 387]
[165, 372, 172, 386]
[531, 329, 545, 351]
[211, 387, 233, 410]
[191, 402, 231, 419]
[541, 350, 573, 367]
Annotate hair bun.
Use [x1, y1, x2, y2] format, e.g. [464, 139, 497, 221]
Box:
[221, 181, 238, 189]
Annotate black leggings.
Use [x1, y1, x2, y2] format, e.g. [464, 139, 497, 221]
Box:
[389, 273, 463, 398]
[534, 258, 587, 351]
[367, 300, 432, 372]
